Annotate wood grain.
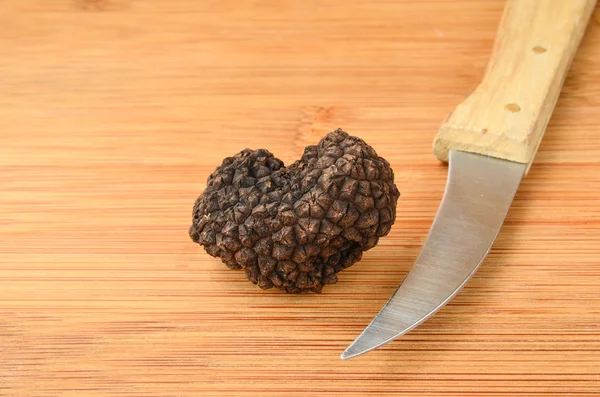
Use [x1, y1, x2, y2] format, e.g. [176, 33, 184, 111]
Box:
[1, 1, 600, 396]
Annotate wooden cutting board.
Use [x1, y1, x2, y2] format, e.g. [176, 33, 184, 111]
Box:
[2, 1, 600, 396]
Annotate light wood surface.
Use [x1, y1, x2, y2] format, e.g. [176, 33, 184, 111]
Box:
[2, 1, 600, 396]
[434, 0, 596, 168]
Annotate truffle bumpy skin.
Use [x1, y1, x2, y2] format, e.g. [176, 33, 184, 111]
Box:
[189, 129, 400, 293]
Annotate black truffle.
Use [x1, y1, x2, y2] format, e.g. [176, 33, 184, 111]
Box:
[189, 129, 400, 293]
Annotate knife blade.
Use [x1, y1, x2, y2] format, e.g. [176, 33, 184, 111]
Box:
[341, 0, 596, 360]
[342, 150, 525, 359]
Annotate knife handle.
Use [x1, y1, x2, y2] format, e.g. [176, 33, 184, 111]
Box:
[433, 0, 596, 173]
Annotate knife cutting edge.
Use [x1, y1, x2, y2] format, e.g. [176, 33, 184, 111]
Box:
[342, 0, 596, 360]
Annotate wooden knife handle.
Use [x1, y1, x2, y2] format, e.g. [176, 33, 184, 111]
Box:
[433, 0, 596, 172]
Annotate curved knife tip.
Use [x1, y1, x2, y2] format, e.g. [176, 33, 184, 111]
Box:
[340, 346, 364, 360]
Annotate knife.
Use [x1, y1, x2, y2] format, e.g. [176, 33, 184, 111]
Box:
[341, 0, 596, 360]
